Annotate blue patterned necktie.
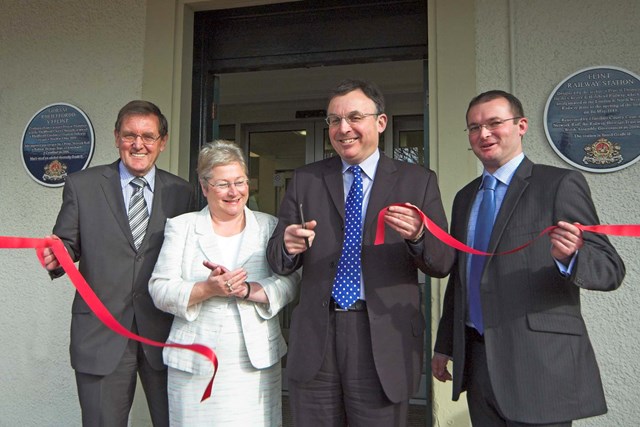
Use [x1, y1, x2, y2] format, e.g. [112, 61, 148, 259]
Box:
[128, 177, 149, 250]
[468, 174, 498, 334]
[332, 165, 364, 309]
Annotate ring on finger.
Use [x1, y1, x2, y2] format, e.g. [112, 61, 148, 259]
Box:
[226, 281, 233, 290]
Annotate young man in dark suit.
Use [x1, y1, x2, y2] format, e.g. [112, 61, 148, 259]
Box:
[40, 100, 195, 426]
[432, 90, 625, 426]
[267, 79, 455, 426]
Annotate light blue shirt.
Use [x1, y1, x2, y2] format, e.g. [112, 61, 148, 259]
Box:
[340, 150, 379, 228]
[466, 154, 524, 248]
[466, 153, 575, 291]
[119, 162, 156, 215]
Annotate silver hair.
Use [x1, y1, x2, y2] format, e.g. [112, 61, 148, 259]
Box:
[197, 140, 248, 183]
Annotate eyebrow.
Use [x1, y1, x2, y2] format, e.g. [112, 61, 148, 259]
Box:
[327, 110, 364, 115]
[467, 116, 502, 125]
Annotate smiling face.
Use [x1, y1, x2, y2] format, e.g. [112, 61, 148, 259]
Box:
[327, 89, 387, 165]
[115, 114, 167, 176]
[201, 162, 249, 220]
[466, 97, 528, 173]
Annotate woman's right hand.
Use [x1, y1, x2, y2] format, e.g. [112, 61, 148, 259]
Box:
[202, 260, 248, 298]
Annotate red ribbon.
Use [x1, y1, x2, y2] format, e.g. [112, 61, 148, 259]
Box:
[1, 236, 217, 402]
[375, 203, 640, 254]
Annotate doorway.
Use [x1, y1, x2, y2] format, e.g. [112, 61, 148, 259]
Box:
[190, 0, 431, 422]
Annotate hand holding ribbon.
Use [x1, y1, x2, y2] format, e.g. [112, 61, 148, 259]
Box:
[1, 235, 218, 402]
[375, 203, 640, 254]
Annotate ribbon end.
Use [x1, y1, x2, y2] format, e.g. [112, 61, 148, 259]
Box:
[200, 377, 214, 402]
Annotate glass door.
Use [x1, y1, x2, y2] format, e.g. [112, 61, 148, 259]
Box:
[245, 121, 317, 217]
[245, 120, 324, 391]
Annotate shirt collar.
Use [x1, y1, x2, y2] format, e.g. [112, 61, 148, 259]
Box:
[119, 161, 157, 192]
[480, 153, 525, 188]
[340, 149, 380, 181]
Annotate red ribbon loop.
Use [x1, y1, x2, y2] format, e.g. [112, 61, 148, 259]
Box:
[375, 203, 640, 255]
[1, 236, 217, 402]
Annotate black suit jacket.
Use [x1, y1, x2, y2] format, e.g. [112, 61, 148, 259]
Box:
[268, 152, 455, 403]
[52, 160, 195, 375]
[434, 157, 625, 423]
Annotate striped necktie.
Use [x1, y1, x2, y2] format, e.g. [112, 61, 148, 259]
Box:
[128, 177, 149, 250]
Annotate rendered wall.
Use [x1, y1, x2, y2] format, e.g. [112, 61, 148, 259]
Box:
[430, 0, 640, 425]
[0, 1, 147, 425]
[1, 0, 639, 425]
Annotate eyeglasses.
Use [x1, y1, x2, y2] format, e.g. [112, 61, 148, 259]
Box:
[464, 117, 522, 134]
[205, 178, 249, 192]
[120, 133, 163, 145]
[325, 112, 379, 127]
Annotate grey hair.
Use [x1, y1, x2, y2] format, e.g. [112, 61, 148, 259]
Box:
[197, 140, 248, 183]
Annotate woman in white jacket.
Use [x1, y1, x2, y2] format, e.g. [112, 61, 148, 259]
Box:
[149, 140, 299, 426]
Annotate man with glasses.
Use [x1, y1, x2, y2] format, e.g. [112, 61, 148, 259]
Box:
[40, 100, 195, 426]
[432, 90, 625, 425]
[267, 79, 455, 426]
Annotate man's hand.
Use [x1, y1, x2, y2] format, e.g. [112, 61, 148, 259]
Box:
[431, 353, 452, 382]
[550, 221, 584, 264]
[383, 203, 425, 241]
[40, 234, 62, 271]
[284, 220, 317, 255]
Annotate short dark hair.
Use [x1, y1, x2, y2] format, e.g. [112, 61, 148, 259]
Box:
[328, 79, 385, 114]
[466, 90, 525, 121]
[114, 100, 168, 137]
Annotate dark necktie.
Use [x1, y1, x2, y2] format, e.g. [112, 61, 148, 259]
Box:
[468, 174, 498, 334]
[128, 177, 149, 250]
[332, 165, 364, 309]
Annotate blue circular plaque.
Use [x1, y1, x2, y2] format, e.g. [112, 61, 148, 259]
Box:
[544, 66, 640, 173]
[22, 103, 95, 187]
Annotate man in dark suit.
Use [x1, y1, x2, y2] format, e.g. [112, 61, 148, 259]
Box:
[267, 79, 455, 426]
[432, 90, 625, 426]
[41, 100, 195, 426]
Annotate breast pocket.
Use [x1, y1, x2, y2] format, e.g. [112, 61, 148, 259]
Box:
[527, 312, 585, 336]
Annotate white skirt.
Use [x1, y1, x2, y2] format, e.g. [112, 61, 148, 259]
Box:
[168, 302, 282, 426]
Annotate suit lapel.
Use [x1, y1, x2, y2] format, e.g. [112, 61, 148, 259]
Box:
[195, 207, 221, 264]
[323, 157, 347, 221]
[146, 169, 168, 247]
[100, 161, 136, 249]
[364, 154, 397, 241]
[322, 153, 397, 241]
[457, 179, 482, 284]
[235, 208, 261, 268]
[487, 157, 533, 253]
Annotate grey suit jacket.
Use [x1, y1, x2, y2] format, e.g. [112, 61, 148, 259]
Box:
[52, 160, 195, 375]
[267, 152, 455, 403]
[434, 157, 625, 423]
